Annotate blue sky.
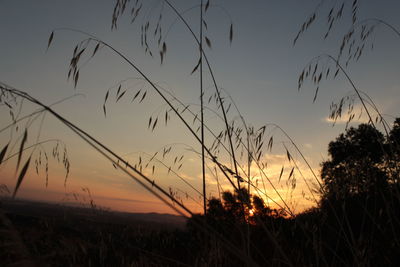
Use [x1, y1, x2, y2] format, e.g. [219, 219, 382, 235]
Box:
[0, 0, 399, 214]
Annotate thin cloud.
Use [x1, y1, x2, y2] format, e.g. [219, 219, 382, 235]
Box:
[323, 107, 370, 125]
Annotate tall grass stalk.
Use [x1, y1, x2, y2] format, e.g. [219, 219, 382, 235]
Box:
[199, 0, 207, 216]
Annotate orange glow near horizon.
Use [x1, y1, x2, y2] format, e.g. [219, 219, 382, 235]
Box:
[0, 154, 316, 216]
[0, 135, 320, 216]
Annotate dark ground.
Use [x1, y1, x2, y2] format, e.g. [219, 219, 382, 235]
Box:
[0, 198, 190, 267]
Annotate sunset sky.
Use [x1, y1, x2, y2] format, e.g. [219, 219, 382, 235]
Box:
[1, 0, 399, 215]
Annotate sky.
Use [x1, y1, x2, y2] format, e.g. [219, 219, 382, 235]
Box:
[0, 0, 399, 215]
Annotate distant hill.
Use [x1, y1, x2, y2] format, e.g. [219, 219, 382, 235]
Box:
[0, 197, 186, 229]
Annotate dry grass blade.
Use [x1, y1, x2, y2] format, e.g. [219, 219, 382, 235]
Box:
[92, 43, 100, 57]
[16, 129, 28, 171]
[152, 117, 158, 131]
[139, 91, 147, 103]
[12, 157, 31, 198]
[116, 90, 126, 102]
[229, 23, 233, 44]
[132, 89, 141, 102]
[160, 51, 164, 64]
[226, 103, 231, 113]
[286, 148, 291, 162]
[205, 0, 210, 12]
[190, 58, 201, 74]
[288, 167, 294, 180]
[313, 86, 319, 103]
[74, 70, 79, 88]
[334, 68, 340, 78]
[267, 136, 273, 152]
[203, 20, 208, 30]
[104, 90, 109, 103]
[205, 36, 211, 48]
[279, 166, 284, 182]
[181, 105, 190, 114]
[47, 31, 54, 49]
[192, 114, 198, 124]
[103, 104, 107, 117]
[103, 90, 109, 117]
[0, 143, 9, 165]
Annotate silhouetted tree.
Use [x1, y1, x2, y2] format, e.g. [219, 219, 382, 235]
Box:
[316, 121, 400, 265]
[321, 123, 388, 200]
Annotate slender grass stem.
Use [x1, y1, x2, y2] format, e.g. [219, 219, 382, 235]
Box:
[199, 0, 207, 216]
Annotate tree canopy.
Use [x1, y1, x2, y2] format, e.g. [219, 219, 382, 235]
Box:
[321, 120, 400, 200]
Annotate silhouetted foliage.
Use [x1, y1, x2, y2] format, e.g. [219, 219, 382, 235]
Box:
[318, 120, 400, 266]
[321, 123, 388, 200]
